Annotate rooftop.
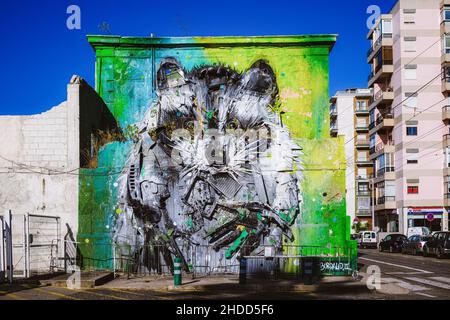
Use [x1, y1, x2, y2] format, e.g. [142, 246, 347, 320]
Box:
[87, 34, 338, 51]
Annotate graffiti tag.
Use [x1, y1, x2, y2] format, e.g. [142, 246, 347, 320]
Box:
[320, 262, 351, 272]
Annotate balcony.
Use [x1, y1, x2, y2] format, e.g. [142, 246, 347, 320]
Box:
[375, 196, 396, 211]
[355, 106, 369, 116]
[355, 139, 370, 149]
[356, 158, 372, 167]
[367, 34, 393, 63]
[442, 70, 450, 93]
[330, 105, 337, 118]
[441, 0, 450, 8]
[441, 18, 450, 35]
[356, 123, 369, 133]
[356, 174, 373, 181]
[369, 113, 394, 135]
[444, 134, 450, 148]
[356, 208, 372, 217]
[369, 87, 394, 111]
[443, 106, 450, 122]
[370, 140, 395, 160]
[368, 60, 394, 87]
[445, 192, 450, 207]
[373, 166, 396, 184]
[330, 124, 338, 137]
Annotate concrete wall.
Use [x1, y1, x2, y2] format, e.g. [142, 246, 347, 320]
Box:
[0, 76, 117, 273]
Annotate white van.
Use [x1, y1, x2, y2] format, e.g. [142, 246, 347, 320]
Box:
[407, 227, 431, 238]
[357, 231, 378, 249]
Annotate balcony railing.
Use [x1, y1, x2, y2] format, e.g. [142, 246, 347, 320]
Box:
[357, 191, 371, 196]
[375, 113, 394, 126]
[367, 34, 393, 58]
[374, 59, 393, 74]
[373, 87, 393, 102]
[372, 140, 395, 154]
[356, 174, 373, 181]
[377, 196, 395, 205]
[356, 106, 369, 114]
[376, 166, 395, 177]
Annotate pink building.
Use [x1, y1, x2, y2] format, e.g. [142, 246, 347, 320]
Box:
[368, 0, 449, 233]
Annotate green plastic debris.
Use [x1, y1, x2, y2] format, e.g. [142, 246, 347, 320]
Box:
[226, 229, 249, 259]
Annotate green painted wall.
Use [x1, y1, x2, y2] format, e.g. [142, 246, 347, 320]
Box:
[79, 35, 356, 273]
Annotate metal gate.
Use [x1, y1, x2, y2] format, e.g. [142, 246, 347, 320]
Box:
[0, 211, 13, 283]
[7, 213, 61, 278]
[0, 215, 5, 283]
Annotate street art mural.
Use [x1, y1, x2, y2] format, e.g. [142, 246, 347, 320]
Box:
[79, 35, 356, 275]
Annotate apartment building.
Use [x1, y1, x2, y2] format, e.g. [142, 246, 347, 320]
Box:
[330, 89, 374, 231]
[367, 0, 449, 233]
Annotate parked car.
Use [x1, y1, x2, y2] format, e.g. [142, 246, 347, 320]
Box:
[401, 235, 430, 256]
[407, 227, 430, 238]
[357, 231, 378, 249]
[423, 231, 450, 259]
[378, 234, 407, 253]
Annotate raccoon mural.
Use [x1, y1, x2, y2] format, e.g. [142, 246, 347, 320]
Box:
[113, 58, 303, 273]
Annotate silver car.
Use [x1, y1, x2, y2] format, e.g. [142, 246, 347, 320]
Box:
[401, 235, 431, 256]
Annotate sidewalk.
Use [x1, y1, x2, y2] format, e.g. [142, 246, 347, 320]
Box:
[99, 273, 372, 295]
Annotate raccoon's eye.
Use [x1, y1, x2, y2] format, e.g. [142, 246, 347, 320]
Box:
[244, 73, 273, 94]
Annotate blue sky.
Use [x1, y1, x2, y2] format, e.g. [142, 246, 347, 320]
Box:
[0, 0, 396, 115]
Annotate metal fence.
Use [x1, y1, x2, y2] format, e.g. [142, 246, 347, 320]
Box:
[109, 243, 357, 279]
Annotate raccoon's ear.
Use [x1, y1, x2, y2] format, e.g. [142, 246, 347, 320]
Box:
[157, 58, 187, 90]
[240, 60, 277, 96]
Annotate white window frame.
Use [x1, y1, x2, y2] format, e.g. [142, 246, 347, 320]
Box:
[405, 66, 417, 80]
[404, 37, 417, 52]
[404, 93, 418, 108]
[444, 35, 450, 54]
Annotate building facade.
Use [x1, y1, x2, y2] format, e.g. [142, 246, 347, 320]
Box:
[367, 0, 450, 233]
[81, 34, 356, 274]
[330, 89, 374, 232]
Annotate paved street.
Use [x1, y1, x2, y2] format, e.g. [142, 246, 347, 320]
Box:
[358, 248, 450, 299]
[0, 249, 449, 300]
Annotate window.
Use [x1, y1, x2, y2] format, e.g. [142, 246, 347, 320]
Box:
[406, 150, 419, 164]
[445, 147, 450, 168]
[403, 9, 416, 24]
[404, 93, 418, 108]
[357, 118, 367, 127]
[408, 186, 419, 194]
[404, 37, 416, 52]
[358, 151, 367, 161]
[444, 36, 450, 54]
[444, 176, 450, 197]
[405, 65, 417, 80]
[358, 168, 367, 179]
[444, 8, 450, 21]
[370, 135, 376, 149]
[358, 182, 369, 194]
[406, 127, 418, 136]
[356, 100, 367, 111]
[382, 20, 393, 35]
